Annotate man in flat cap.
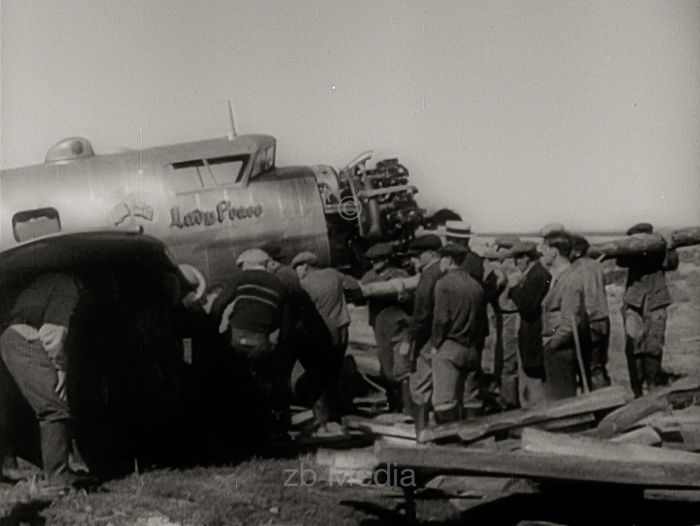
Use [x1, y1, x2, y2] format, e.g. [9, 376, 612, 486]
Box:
[539, 231, 587, 401]
[211, 248, 294, 438]
[429, 243, 484, 423]
[570, 234, 611, 390]
[291, 251, 359, 425]
[508, 241, 551, 407]
[397, 234, 443, 427]
[617, 223, 679, 396]
[486, 235, 522, 408]
[444, 220, 488, 412]
[360, 243, 412, 413]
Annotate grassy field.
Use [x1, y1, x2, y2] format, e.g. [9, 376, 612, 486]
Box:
[1, 247, 699, 525]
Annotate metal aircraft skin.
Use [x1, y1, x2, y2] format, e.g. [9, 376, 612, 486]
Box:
[0, 134, 332, 287]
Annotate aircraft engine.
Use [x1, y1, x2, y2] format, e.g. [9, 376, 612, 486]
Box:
[312, 152, 424, 272]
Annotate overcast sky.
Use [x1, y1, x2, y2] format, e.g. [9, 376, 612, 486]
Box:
[1, 0, 698, 232]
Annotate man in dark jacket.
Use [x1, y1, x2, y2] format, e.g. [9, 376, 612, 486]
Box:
[444, 221, 488, 413]
[398, 235, 442, 424]
[617, 222, 679, 397]
[0, 273, 82, 489]
[508, 241, 551, 407]
[430, 244, 484, 424]
[360, 242, 411, 412]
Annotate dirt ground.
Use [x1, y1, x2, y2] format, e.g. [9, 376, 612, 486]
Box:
[1, 247, 699, 525]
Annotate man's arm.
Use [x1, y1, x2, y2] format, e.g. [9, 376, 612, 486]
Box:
[547, 280, 582, 350]
[431, 280, 451, 349]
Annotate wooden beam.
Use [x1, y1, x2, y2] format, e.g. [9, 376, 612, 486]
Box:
[417, 385, 627, 443]
[521, 428, 700, 465]
[609, 426, 662, 446]
[589, 233, 667, 259]
[343, 415, 417, 440]
[669, 226, 700, 249]
[376, 442, 700, 488]
[589, 377, 700, 439]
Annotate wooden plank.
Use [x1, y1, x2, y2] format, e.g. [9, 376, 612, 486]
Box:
[644, 489, 700, 502]
[590, 377, 700, 439]
[510, 413, 596, 437]
[376, 442, 700, 488]
[343, 415, 417, 440]
[522, 428, 700, 465]
[417, 385, 626, 443]
[609, 426, 662, 446]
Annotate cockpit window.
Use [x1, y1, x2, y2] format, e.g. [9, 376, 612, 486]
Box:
[171, 155, 249, 193]
[250, 146, 275, 180]
[12, 208, 61, 242]
[207, 155, 249, 185]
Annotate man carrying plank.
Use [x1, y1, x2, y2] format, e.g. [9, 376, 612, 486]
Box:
[617, 222, 679, 397]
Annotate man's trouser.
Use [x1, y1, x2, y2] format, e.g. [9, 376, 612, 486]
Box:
[432, 340, 479, 413]
[309, 325, 349, 425]
[622, 305, 667, 397]
[0, 329, 71, 485]
[588, 317, 611, 389]
[409, 341, 434, 405]
[496, 311, 520, 406]
[542, 344, 577, 402]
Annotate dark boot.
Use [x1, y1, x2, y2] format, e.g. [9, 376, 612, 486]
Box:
[414, 403, 431, 436]
[643, 355, 662, 390]
[434, 405, 460, 425]
[590, 368, 611, 391]
[39, 420, 71, 486]
[386, 385, 402, 413]
[400, 381, 416, 417]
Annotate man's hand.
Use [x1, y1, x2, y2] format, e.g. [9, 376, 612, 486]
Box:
[506, 270, 522, 288]
[38, 324, 67, 353]
[55, 370, 67, 401]
[398, 340, 411, 356]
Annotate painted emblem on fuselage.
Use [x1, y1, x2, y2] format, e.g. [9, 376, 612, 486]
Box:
[169, 200, 263, 229]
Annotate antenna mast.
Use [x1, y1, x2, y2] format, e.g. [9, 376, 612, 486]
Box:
[226, 100, 237, 140]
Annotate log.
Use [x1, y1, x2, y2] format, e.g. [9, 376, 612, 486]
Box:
[417, 385, 627, 443]
[669, 226, 700, 249]
[588, 233, 667, 259]
[342, 415, 417, 440]
[376, 442, 700, 488]
[359, 274, 420, 298]
[589, 376, 700, 439]
[522, 428, 700, 465]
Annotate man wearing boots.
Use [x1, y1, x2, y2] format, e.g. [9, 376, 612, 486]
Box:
[399, 234, 442, 428]
[617, 223, 679, 397]
[0, 272, 85, 490]
[430, 244, 484, 423]
[360, 242, 412, 413]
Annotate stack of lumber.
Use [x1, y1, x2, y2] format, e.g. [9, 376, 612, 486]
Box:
[336, 378, 700, 496]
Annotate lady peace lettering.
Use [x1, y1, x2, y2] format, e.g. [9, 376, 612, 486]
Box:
[169, 201, 263, 228]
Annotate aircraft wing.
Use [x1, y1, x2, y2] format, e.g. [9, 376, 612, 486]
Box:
[0, 230, 193, 299]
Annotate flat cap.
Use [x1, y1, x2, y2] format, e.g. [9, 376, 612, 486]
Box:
[236, 248, 271, 266]
[365, 242, 394, 260]
[494, 235, 521, 249]
[409, 234, 442, 253]
[510, 240, 539, 258]
[260, 242, 283, 261]
[540, 222, 566, 237]
[438, 243, 469, 257]
[290, 251, 319, 268]
[627, 222, 653, 235]
[445, 220, 471, 239]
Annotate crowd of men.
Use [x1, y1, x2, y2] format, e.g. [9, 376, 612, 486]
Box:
[0, 220, 680, 490]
